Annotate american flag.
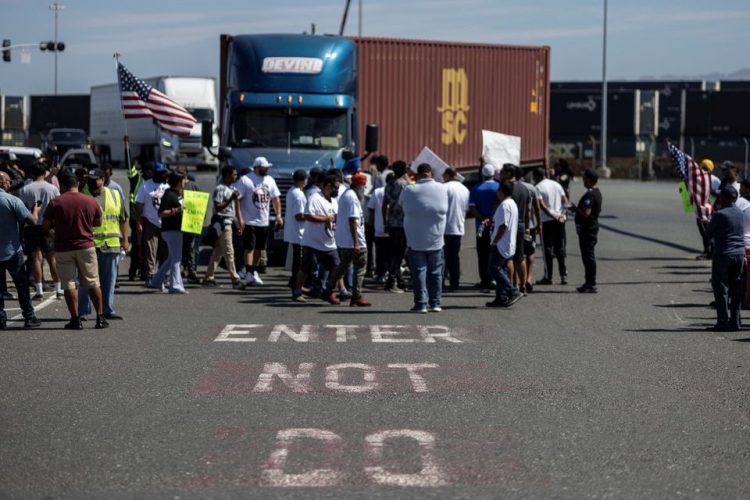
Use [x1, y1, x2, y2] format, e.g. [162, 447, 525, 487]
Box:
[669, 143, 711, 221]
[118, 63, 196, 137]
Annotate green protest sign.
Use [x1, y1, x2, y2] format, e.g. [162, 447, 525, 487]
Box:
[678, 181, 693, 214]
[181, 191, 210, 234]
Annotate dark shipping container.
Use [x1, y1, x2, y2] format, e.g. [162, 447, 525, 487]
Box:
[550, 90, 637, 138]
[2, 96, 25, 130]
[355, 37, 550, 169]
[685, 90, 750, 138]
[29, 95, 90, 135]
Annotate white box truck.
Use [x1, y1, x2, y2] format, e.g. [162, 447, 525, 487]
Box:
[90, 77, 218, 170]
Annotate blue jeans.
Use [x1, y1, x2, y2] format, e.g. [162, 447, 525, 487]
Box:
[79, 251, 119, 317]
[489, 247, 517, 300]
[407, 248, 444, 308]
[151, 230, 185, 292]
[0, 251, 34, 321]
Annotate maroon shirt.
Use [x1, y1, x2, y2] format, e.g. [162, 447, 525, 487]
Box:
[44, 191, 102, 252]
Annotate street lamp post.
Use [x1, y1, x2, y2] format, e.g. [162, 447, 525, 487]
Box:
[358, 0, 363, 37]
[601, 0, 608, 175]
[49, 2, 65, 95]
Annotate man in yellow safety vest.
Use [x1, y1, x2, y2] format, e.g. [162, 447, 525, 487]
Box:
[79, 167, 129, 321]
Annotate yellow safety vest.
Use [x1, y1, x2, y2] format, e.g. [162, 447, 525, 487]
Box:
[93, 187, 122, 250]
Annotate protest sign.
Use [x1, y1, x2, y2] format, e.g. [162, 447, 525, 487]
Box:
[482, 130, 521, 174]
[181, 191, 210, 234]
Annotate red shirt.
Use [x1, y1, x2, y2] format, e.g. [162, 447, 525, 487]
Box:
[44, 191, 102, 252]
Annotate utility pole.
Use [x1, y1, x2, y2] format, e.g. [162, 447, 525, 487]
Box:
[600, 0, 608, 175]
[49, 2, 65, 95]
[358, 0, 363, 37]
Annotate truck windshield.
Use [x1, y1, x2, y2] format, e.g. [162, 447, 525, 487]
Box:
[50, 130, 86, 142]
[188, 108, 214, 122]
[230, 108, 347, 149]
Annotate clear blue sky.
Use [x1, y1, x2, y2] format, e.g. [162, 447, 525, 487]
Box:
[1, 0, 749, 95]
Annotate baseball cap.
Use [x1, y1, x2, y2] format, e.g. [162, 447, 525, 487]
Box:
[293, 169, 308, 182]
[721, 185, 738, 200]
[253, 157, 272, 168]
[85, 168, 105, 179]
[481, 164, 495, 178]
[700, 159, 714, 172]
[722, 160, 736, 170]
[350, 172, 368, 188]
[153, 162, 168, 173]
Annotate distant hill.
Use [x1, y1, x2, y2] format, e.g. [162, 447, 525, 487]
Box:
[633, 68, 750, 82]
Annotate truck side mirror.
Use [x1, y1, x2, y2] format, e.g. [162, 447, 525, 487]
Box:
[201, 121, 213, 148]
[218, 146, 232, 160]
[365, 123, 378, 153]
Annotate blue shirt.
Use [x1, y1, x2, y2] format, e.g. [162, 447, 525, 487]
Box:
[0, 190, 31, 260]
[706, 204, 746, 257]
[400, 178, 448, 252]
[469, 180, 499, 230]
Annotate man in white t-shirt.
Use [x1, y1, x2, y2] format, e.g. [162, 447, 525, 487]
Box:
[134, 162, 169, 283]
[533, 168, 568, 285]
[284, 169, 308, 289]
[325, 173, 371, 307]
[235, 157, 282, 286]
[442, 167, 470, 291]
[292, 175, 340, 302]
[366, 179, 391, 283]
[487, 182, 520, 307]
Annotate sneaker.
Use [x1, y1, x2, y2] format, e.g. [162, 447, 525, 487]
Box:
[104, 314, 124, 320]
[63, 318, 83, 330]
[32, 292, 44, 301]
[505, 292, 523, 306]
[202, 278, 218, 287]
[55, 290, 63, 299]
[536, 278, 552, 285]
[410, 305, 428, 313]
[486, 298, 510, 308]
[187, 273, 200, 284]
[525, 282, 534, 293]
[232, 280, 243, 289]
[519, 287, 527, 296]
[323, 292, 341, 305]
[350, 296, 372, 307]
[0, 318, 6, 330]
[429, 306, 442, 312]
[386, 286, 405, 294]
[695, 253, 710, 261]
[560, 275, 568, 285]
[577, 285, 598, 293]
[292, 294, 308, 303]
[2, 291, 15, 300]
[338, 288, 352, 299]
[95, 316, 110, 329]
[24, 317, 42, 329]
[375, 275, 387, 284]
[168, 289, 189, 295]
[237, 270, 247, 280]
[253, 271, 263, 285]
[245, 272, 256, 287]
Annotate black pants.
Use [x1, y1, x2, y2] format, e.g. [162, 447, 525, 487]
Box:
[444, 234, 462, 287]
[128, 210, 141, 280]
[578, 227, 598, 286]
[476, 228, 492, 287]
[712, 254, 746, 329]
[386, 227, 407, 287]
[542, 220, 567, 280]
[365, 223, 375, 274]
[288, 243, 302, 288]
[697, 219, 712, 255]
[374, 237, 389, 277]
[182, 233, 198, 276]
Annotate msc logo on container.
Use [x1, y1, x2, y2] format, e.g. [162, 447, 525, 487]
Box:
[438, 68, 470, 146]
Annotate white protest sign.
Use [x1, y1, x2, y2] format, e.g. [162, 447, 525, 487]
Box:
[482, 130, 521, 174]
[410, 147, 464, 182]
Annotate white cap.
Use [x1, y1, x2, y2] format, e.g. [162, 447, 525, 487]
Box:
[252, 156, 272, 168]
[481, 164, 495, 178]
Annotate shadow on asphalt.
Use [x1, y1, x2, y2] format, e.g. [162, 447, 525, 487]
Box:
[623, 327, 713, 333]
[654, 303, 711, 308]
[732, 338, 750, 342]
[599, 223, 700, 254]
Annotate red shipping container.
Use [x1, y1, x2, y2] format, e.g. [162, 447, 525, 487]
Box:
[355, 37, 550, 172]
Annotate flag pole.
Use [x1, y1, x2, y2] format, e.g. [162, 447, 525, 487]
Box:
[113, 53, 133, 170]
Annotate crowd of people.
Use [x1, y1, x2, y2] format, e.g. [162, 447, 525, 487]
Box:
[0, 151, 604, 329]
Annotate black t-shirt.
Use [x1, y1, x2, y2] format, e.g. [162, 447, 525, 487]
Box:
[575, 187, 602, 230]
[511, 182, 531, 230]
[160, 188, 183, 232]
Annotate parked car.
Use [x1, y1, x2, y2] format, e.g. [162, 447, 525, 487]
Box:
[0, 146, 43, 170]
[58, 148, 97, 169]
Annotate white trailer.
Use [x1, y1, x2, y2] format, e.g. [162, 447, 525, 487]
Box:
[90, 77, 218, 169]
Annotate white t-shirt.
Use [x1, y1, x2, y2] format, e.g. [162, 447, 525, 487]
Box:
[135, 179, 169, 227]
[302, 191, 337, 251]
[444, 180, 470, 236]
[235, 172, 281, 227]
[284, 186, 306, 244]
[535, 178, 566, 223]
[366, 187, 388, 238]
[492, 197, 518, 259]
[335, 188, 366, 249]
[736, 196, 750, 248]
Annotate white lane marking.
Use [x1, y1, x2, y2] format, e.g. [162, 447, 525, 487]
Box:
[324, 363, 379, 393]
[252, 362, 314, 393]
[214, 324, 466, 343]
[388, 364, 439, 393]
[364, 430, 448, 486]
[6, 295, 58, 326]
[261, 429, 343, 487]
[268, 324, 313, 342]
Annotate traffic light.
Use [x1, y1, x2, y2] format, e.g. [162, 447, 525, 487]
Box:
[39, 41, 65, 52]
[2, 39, 10, 63]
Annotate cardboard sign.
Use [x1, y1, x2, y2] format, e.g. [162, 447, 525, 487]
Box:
[181, 191, 210, 234]
[410, 147, 464, 182]
[482, 130, 521, 174]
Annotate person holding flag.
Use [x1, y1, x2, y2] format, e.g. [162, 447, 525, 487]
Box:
[669, 144, 713, 260]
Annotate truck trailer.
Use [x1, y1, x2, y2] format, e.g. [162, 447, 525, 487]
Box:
[90, 77, 218, 169]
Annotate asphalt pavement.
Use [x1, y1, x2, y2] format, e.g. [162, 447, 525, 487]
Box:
[1, 176, 749, 499]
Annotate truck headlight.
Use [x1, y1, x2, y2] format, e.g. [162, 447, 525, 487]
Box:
[161, 139, 173, 149]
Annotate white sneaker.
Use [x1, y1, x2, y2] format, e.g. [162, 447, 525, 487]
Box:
[429, 306, 442, 312]
[253, 271, 263, 285]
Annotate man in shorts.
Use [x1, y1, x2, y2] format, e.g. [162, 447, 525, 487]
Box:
[43, 172, 107, 330]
